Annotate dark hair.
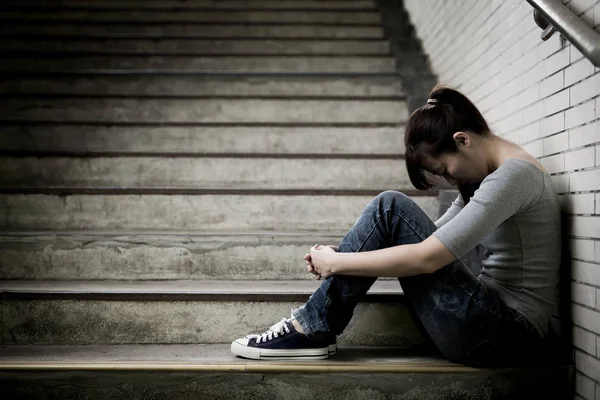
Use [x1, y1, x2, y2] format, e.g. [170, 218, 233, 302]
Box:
[404, 85, 490, 203]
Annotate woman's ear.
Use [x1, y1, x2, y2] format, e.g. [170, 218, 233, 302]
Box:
[452, 131, 470, 147]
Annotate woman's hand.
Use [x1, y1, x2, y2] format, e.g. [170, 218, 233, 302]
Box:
[304, 245, 338, 280]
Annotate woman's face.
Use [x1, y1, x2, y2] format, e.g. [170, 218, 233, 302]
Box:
[423, 152, 479, 186]
[421, 132, 488, 186]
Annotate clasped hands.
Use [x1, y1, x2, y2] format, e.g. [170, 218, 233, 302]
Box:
[304, 244, 339, 280]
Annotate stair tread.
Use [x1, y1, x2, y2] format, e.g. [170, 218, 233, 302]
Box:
[3, 71, 401, 76]
[0, 344, 477, 371]
[0, 229, 351, 236]
[0, 344, 569, 373]
[0, 25, 385, 40]
[0, 38, 391, 56]
[0, 279, 403, 296]
[0, 189, 432, 197]
[0, 57, 397, 74]
[1, 12, 382, 27]
[5, 0, 377, 10]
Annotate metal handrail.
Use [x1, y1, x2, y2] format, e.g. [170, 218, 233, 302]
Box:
[526, 0, 600, 67]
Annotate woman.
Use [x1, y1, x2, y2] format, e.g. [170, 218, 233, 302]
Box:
[231, 85, 561, 367]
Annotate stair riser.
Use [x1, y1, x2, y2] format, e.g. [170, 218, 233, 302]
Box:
[1, 300, 422, 346]
[0, 367, 575, 400]
[0, 234, 345, 280]
[0, 56, 396, 73]
[0, 126, 407, 155]
[0, 39, 390, 55]
[0, 195, 438, 231]
[0, 24, 385, 38]
[10, 0, 377, 10]
[0, 98, 406, 123]
[2, 11, 381, 24]
[0, 158, 410, 190]
[0, 76, 403, 97]
[0, 372, 500, 399]
[0, 371, 499, 400]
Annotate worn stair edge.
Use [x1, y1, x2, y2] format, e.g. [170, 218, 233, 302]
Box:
[4, 1, 378, 11]
[0, 35, 387, 41]
[0, 71, 402, 77]
[0, 230, 351, 237]
[0, 122, 405, 128]
[0, 280, 405, 302]
[0, 21, 384, 27]
[3, 51, 394, 58]
[3, 94, 406, 100]
[0, 152, 404, 159]
[0, 122, 406, 128]
[0, 121, 404, 127]
[3, 6, 379, 12]
[0, 363, 476, 373]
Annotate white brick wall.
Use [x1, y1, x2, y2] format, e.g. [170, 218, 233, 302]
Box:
[404, 0, 600, 395]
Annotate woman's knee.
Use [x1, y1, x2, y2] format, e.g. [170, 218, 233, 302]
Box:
[374, 190, 415, 213]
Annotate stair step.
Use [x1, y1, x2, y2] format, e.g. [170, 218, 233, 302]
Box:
[0, 157, 411, 191]
[0, 279, 403, 299]
[0, 38, 390, 55]
[0, 194, 439, 231]
[0, 344, 573, 399]
[0, 344, 449, 369]
[0, 75, 403, 97]
[0, 231, 349, 280]
[1, 10, 382, 24]
[0, 97, 407, 124]
[0, 23, 385, 39]
[0, 125, 407, 155]
[0, 280, 421, 346]
[0, 55, 396, 73]
[9, 0, 377, 10]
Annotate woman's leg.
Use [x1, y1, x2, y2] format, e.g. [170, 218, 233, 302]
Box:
[292, 190, 545, 366]
[293, 190, 461, 337]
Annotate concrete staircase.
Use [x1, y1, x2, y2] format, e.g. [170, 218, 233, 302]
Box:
[0, 0, 572, 398]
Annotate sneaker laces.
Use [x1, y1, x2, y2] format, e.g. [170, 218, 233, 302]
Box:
[255, 318, 291, 344]
[248, 309, 295, 344]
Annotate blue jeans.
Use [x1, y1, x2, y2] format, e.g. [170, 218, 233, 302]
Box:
[292, 191, 548, 367]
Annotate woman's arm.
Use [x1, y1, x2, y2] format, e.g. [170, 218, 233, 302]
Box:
[434, 193, 464, 228]
[309, 235, 456, 278]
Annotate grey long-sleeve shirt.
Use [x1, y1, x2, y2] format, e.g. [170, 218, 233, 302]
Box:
[432, 158, 561, 337]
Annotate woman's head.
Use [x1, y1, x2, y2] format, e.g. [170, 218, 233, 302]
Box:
[404, 85, 491, 201]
